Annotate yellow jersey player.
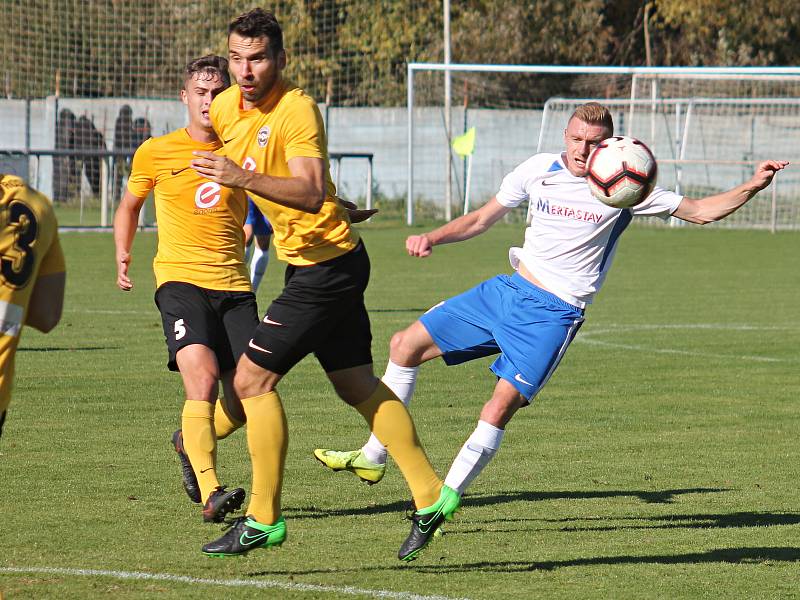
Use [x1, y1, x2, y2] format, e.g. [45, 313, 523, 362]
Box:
[113, 56, 255, 523]
[0, 175, 66, 439]
[190, 8, 453, 560]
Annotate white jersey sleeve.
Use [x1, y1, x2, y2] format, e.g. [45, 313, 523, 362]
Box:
[496, 154, 560, 208]
[631, 186, 683, 219]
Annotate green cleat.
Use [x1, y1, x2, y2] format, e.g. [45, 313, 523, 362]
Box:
[398, 485, 461, 561]
[202, 515, 286, 556]
[313, 448, 386, 484]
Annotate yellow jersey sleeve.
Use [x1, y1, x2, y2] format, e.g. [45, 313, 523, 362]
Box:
[127, 138, 155, 199]
[280, 95, 326, 162]
[37, 233, 65, 276]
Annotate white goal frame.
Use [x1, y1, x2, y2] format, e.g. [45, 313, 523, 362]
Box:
[406, 63, 800, 226]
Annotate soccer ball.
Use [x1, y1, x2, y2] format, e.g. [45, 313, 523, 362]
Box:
[586, 136, 657, 208]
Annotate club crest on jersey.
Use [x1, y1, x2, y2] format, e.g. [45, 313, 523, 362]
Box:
[195, 181, 222, 212]
[257, 126, 271, 147]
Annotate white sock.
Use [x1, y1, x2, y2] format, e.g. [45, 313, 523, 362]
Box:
[360, 360, 419, 465]
[444, 420, 504, 495]
[250, 244, 268, 291]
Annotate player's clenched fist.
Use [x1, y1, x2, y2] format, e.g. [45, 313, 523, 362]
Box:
[406, 234, 432, 257]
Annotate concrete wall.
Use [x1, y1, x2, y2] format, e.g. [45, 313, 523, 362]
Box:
[2, 98, 799, 224]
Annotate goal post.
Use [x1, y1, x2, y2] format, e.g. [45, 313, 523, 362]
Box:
[407, 63, 800, 230]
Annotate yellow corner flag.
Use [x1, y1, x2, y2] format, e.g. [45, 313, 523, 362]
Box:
[452, 127, 476, 157]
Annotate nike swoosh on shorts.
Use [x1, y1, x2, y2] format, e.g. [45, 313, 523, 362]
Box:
[248, 340, 272, 354]
[514, 373, 532, 386]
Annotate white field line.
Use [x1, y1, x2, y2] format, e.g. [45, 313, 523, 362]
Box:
[62, 314, 799, 363]
[575, 323, 798, 363]
[0, 566, 472, 600]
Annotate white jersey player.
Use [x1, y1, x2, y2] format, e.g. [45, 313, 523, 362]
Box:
[314, 102, 787, 555]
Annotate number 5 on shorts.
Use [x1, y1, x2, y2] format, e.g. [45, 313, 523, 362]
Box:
[174, 318, 186, 340]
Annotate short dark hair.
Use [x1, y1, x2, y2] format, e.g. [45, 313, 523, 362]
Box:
[228, 8, 284, 57]
[183, 55, 230, 89]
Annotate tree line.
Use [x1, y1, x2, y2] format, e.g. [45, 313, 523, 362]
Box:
[2, 0, 798, 106]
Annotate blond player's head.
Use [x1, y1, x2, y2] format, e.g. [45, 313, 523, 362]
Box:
[563, 102, 614, 177]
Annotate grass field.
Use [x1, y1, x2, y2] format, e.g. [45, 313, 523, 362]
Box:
[1, 223, 799, 599]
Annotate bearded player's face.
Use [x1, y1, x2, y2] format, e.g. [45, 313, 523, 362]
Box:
[228, 33, 286, 108]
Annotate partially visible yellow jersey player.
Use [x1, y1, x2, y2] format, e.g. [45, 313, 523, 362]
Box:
[113, 56, 256, 524]
[0, 175, 66, 439]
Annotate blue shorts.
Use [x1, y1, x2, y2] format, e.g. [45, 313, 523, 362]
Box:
[419, 273, 584, 401]
[246, 199, 273, 236]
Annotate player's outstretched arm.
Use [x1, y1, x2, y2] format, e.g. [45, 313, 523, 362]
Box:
[406, 197, 512, 257]
[26, 271, 66, 333]
[113, 190, 146, 291]
[673, 160, 789, 225]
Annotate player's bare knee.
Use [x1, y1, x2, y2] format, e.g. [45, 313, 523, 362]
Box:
[233, 359, 277, 399]
[388, 327, 427, 366]
[481, 391, 526, 428]
[328, 366, 378, 405]
[184, 370, 219, 400]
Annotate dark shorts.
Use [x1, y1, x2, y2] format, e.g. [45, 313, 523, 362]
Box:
[154, 282, 259, 372]
[245, 240, 373, 374]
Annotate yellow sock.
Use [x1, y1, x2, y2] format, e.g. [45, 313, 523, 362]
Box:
[354, 381, 441, 508]
[181, 399, 220, 503]
[214, 397, 244, 440]
[241, 390, 287, 524]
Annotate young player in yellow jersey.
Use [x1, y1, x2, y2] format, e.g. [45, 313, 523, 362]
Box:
[0, 175, 66, 440]
[113, 56, 253, 523]
[190, 8, 454, 560]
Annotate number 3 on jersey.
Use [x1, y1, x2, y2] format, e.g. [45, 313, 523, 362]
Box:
[174, 318, 187, 340]
[1, 201, 38, 289]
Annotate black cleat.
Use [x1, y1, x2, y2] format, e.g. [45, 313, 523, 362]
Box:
[202, 485, 246, 523]
[171, 429, 201, 503]
[202, 515, 286, 556]
[398, 485, 461, 561]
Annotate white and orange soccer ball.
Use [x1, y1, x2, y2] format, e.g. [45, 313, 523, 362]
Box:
[586, 136, 657, 208]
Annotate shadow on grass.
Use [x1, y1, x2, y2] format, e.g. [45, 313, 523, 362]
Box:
[248, 547, 800, 578]
[18, 346, 115, 352]
[406, 546, 800, 573]
[283, 487, 729, 520]
[465, 488, 730, 506]
[547, 511, 800, 533]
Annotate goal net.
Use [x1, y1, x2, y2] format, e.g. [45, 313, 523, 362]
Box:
[408, 64, 800, 230]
